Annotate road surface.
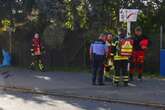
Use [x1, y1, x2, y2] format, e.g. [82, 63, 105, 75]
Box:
[0, 90, 161, 110]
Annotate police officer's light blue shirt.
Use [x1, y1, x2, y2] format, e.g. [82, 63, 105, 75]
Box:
[90, 40, 108, 55]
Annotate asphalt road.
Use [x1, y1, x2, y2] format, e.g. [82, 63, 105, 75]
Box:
[1, 69, 165, 105]
[0, 69, 165, 110]
[0, 90, 161, 110]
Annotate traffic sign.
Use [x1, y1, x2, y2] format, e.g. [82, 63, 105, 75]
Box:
[119, 9, 139, 22]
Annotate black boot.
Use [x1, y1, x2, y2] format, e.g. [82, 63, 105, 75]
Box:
[138, 74, 142, 81]
[114, 82, 119, 87]
[124, 82, 128, 87]
[92, 79, 96, 85]
[92, 82, 96, 85]
[113, 75, 120, 87]
[129, 74, 134, 81]
[98, 83, 105, 86]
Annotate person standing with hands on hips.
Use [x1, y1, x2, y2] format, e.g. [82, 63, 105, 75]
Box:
[90, 34, 108, 86]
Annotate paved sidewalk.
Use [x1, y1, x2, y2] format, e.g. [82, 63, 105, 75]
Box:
[0, 68, 165, 106]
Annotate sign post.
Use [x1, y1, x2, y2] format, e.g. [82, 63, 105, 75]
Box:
[127, 22, 131, 37]
[119, 9, 139, 37]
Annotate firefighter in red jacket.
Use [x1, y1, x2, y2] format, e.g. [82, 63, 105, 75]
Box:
[129, 26, 149, 81]
[30, 33, 45, 71]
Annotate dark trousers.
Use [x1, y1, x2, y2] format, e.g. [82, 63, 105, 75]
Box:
[113, 60, 128, 84]
[92, 54, 105, 84]
[30, 55, 44, 70]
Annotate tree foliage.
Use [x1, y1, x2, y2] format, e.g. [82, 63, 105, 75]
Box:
[0, 0, 163, 72]
[0, 0, 164, 33]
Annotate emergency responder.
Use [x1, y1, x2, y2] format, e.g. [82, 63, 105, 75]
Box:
[30, 33, 45, 71]
[104, 33, 114, 81]
[90, 34, 108, 85]
[112, 28, 133, 86]
[129, 26, 149, 81]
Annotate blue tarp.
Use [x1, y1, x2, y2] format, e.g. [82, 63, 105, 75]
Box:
[0, 49, 11, 67]
[160, 49, 165, 76]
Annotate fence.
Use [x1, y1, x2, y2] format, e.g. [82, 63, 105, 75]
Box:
[0, 24, 161, 73]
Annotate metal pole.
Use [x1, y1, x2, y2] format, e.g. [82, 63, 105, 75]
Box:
[127, 21, 131, 71]
[127, 21, 131, 38]
[160, 25, 163, 49]
[83, 38, 86, 68]
[8, 28, 12, 54]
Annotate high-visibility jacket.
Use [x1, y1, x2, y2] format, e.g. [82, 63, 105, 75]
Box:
[112, 37, 133, 61]
[31, 38, 42, 56]
[1, 19, 11, 32]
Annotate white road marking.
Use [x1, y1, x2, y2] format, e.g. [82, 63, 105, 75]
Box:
[128, 83, 136, 87]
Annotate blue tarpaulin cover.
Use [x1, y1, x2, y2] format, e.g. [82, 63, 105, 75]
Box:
[160, 49, 165, 76]
[0, 49, 11, 67]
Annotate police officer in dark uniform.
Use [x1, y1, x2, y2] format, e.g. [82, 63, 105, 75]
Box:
[90, 34, 108, 85]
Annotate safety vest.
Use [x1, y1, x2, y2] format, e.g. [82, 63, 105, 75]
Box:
[120, 39, 133, 56]
[112, 38, 130, 61]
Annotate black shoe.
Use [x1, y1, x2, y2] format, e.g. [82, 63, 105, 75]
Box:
[113, 82, 119, 87]
[138, 78, 143, 81]
[138, 74, 142, 81]
[104, 77, 109, 81]
[129, 74, 134, 81]
[98, 83, 105, 86]
[124, 82, 128, 87]
[92, 82, 96, 85]
[104, 77, 112, 82]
